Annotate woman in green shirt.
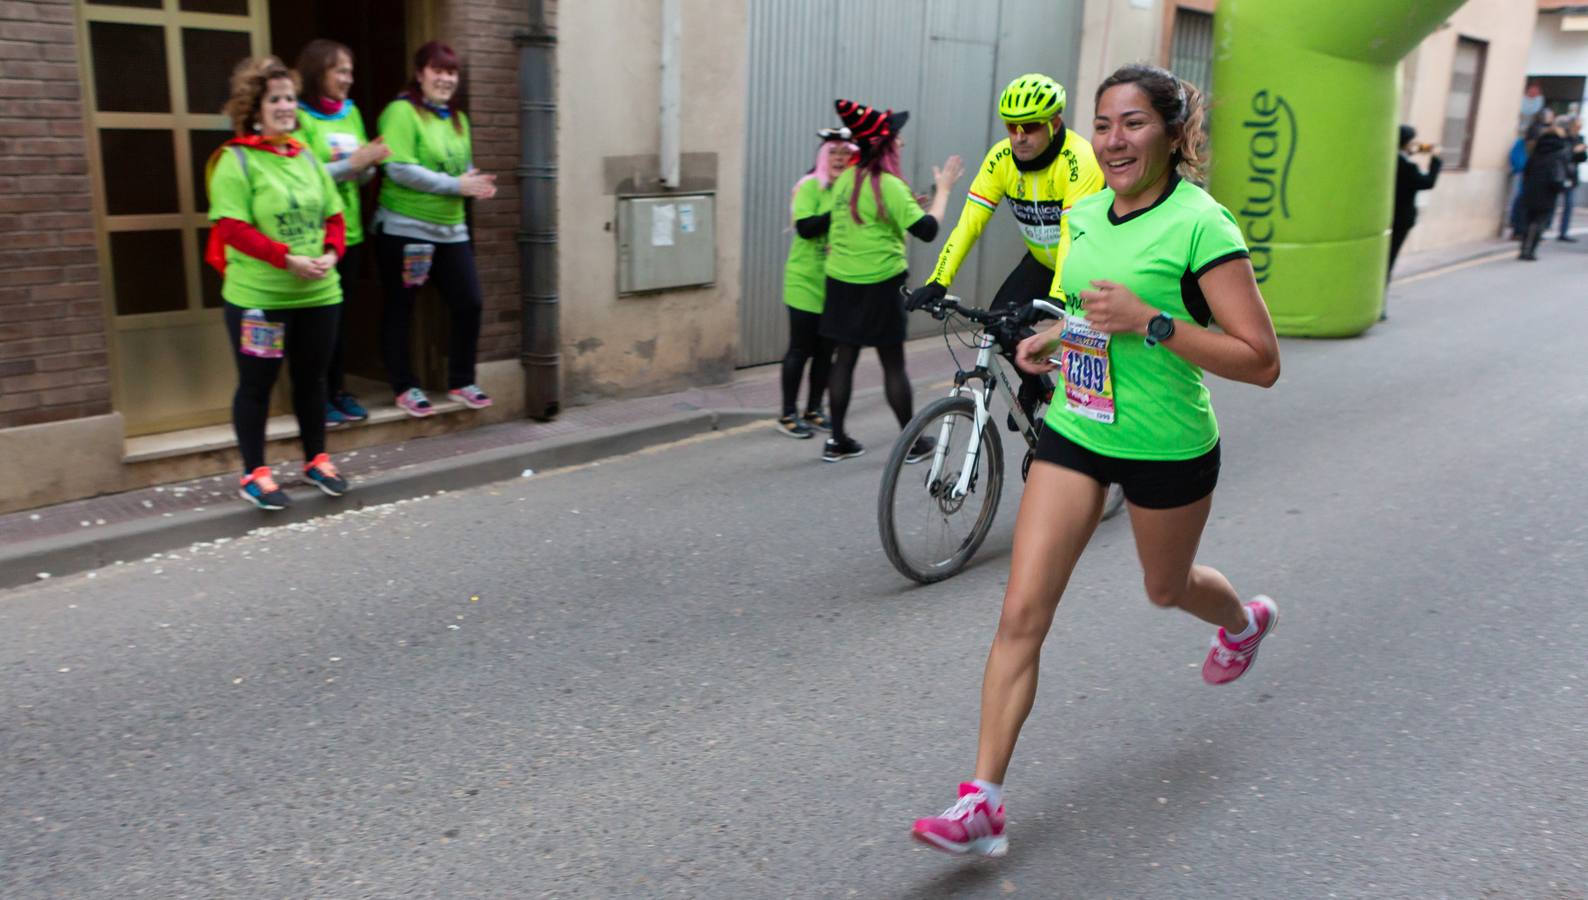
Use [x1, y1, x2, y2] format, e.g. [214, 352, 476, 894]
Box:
[204, 56, 349, 510]
[373, 41, 499, 417]
[910, 65, 1283, 858]
[295, 38, 390, 427]
[775, 128, 856, 439]
[819, 99, 962, 462]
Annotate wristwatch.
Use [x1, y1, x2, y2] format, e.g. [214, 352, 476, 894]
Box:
[1145, 313, 1176, 347]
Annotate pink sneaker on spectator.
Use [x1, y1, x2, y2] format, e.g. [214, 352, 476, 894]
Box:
[911, 783, 1008, 857]
[448, 384, 493, 409]
[395, 388, 436, 418]
[1202, 595, 1278, 685]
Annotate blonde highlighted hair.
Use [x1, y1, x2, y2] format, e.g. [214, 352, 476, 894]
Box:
[222, 55, 299, 135]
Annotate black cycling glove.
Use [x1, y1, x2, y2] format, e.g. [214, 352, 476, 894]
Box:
[905, 282, 947, 312]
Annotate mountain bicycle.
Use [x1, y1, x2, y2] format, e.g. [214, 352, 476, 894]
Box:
[878, 293, 1125, 584]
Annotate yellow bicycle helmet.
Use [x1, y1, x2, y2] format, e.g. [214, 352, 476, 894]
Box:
[998, 74, 1066, 124]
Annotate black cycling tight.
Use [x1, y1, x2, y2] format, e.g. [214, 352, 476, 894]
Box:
[827, 341, 912, 441]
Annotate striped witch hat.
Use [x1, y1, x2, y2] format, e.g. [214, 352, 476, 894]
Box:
[834, 99, 908, 156]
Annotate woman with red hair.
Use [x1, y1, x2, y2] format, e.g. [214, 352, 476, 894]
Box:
[373, 41, 499, 418]
[818, 100, 962, 462]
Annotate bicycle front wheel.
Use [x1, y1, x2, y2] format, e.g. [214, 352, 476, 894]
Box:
[878, 395, 1004, 584]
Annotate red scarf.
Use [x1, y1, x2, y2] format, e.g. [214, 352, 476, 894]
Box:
[225, 133, 305, 157]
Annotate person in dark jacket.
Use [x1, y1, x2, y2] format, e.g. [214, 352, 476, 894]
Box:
[1554, 116, 1585, 242]
[1388, 125, 1440, 281]
[1518, 123, 1570, 261]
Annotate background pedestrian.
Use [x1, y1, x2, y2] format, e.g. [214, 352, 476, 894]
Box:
[295, 38, 390, 427]
[1387, 124, 1440, 295]
[374, 40, 498, 418]
[775, 128, 856, 439]
[1518, 115, 1570, 261]
[205, 56, 349, 509]
[1554, 115, 1584, 243]
[818, 99, 962, 463]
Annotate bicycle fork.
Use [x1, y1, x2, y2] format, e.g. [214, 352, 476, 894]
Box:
[928, 332, 1018, 501]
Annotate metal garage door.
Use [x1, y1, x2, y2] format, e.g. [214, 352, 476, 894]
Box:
[738, 0, 1085, 365]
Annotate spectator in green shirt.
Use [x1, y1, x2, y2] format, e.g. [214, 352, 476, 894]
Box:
[372, 41, 499, 418]
[295, 38, 390, 427]
[204, 56, 350, 510]
[818, 99, 962, 463]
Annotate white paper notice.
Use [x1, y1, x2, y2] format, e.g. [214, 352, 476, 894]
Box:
[651, 204, 676, 247]
[679, 203, 696, 234]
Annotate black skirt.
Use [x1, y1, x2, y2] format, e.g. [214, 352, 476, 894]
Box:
[819, 272, 909, 347]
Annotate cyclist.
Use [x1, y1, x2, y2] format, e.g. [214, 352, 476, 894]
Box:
[910, 64, 1282, 858]
[907, 74, 1104, 428]
[820, 99, 963, 462]
[775, 127, 857, 439]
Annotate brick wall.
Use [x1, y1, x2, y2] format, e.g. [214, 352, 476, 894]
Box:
[435, 0, 531, 365]
[0, 0, 110, 428]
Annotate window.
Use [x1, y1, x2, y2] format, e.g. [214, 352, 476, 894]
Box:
[1169, 8, 1214, 99]
[1440, 37, 1487, 169]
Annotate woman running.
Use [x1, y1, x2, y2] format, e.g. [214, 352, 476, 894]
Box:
[775, 127, 857, 439]
[910, 64, 1282, 858]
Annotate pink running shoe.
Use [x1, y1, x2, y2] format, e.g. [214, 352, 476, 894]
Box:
[1202, 595, 1279, 685]
[911, 783, 1008, 857]
[447, 384, 493, 409]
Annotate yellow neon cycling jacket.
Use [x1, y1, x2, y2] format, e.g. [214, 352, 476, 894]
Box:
[928, 127, 1104, 287]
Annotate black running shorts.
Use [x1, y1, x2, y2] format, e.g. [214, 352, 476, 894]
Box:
[1033, 425, 1220, 510]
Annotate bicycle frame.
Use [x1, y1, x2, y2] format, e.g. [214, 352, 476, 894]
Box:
[925, 299, 1064, 500]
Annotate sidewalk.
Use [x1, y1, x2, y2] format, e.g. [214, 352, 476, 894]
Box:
[0, 334, 965, 589]
[0, 233, 1535, 589]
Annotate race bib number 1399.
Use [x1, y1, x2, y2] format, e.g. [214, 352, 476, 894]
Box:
[1059, 313, 1114, 424]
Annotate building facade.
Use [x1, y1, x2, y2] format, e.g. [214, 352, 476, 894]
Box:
[0, 0, 1548, 514]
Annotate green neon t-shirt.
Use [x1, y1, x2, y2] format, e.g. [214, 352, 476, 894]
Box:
[824, 167, 926, 284]
[296, 101, 370, 245]
[1043, 176, 1251, 460]
[206, 146, 344, 309]
[376, 99, 472, 225]
[783, 176, 836, 313]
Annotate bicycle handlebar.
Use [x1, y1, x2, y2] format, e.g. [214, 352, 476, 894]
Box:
[928, 293, 1063, 328]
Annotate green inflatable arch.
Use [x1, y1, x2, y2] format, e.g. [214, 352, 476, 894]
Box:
[1206, 0, 1467, 337]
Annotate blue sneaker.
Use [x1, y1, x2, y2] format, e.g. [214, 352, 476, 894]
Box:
[239, 467, 291, 510]
[325, 403, 348, 428]
[331, 391, 369, 421]
[303, 453, 348, 497]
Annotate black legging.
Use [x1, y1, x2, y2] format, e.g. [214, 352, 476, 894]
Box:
[224, 302, 340, 473]
[780, 306, 831, 416]
[827, 342, 912, 442]
[325, 243, 363, 396]
[376, 230, 483, 394]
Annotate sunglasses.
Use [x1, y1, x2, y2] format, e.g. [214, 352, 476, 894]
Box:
[1005, 121, 1049, 136]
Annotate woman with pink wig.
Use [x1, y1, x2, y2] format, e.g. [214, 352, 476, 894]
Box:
[775, 128, 857, 439]
[818, 100, 962, 462]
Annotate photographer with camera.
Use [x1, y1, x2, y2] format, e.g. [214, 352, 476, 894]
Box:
[1386, 124, 1440, 297]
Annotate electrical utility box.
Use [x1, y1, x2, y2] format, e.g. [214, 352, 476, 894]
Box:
[616, 193, 716, 294]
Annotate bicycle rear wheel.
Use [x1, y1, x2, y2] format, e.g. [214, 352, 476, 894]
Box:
[878, 395, 1004, 584]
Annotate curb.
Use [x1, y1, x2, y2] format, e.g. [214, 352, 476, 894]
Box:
[0, 409, 764, 591]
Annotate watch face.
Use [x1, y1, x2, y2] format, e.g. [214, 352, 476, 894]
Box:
[1149, 314, 1174, 340]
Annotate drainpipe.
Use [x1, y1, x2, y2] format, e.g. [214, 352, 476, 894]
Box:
[517, 0, 559, 419]
[659, 0, 681, 188]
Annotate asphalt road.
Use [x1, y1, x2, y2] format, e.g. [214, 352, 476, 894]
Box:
[4, 243, 1587, 899]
